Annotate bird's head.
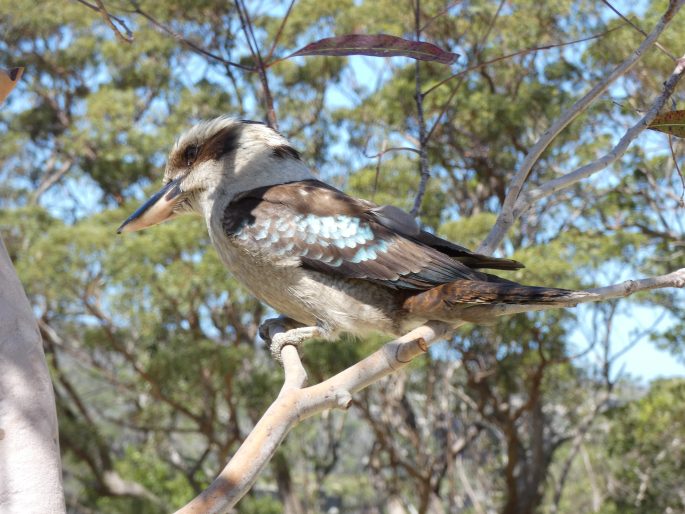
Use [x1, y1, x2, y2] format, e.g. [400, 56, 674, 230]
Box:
[117, 116, 312, 233]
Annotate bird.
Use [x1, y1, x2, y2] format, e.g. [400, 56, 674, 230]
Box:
[118, 116, 593, 355]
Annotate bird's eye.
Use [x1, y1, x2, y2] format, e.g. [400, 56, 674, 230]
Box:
[184, 144, 199, 167]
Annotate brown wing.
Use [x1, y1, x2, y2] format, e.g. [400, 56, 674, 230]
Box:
[222, 180, 493, 290]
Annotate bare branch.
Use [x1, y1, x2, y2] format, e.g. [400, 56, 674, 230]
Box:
[419, 0, 461, 32]
[600, 0, 677, 61]
[32, 157, 75, 203]
[373, 138, 387, 200]
[74, 0, 134, 43]
[365, 146, 421, 159]
[460, 268, 685, 321]
[174, 322, 451, 513]
[174, 261, 685, 513]
[235, 0, 278, 128]
[668, 134, 685, 205]
[416, 0, 505, 214]
[478, 0, 685, 255]
[517, 54, 685, 213]
[411, 0, 430, 217]
[129, 1, 253, 71]
[95, 0, 134, 43]
[423, 26, 624, 98]
[264, 0, 296, 64]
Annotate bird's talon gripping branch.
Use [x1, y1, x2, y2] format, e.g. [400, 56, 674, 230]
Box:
[269, 326, 325, 362]
[258, 316, 303, 343]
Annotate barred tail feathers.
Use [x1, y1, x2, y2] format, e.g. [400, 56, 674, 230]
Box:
[403, 279, 594, 320]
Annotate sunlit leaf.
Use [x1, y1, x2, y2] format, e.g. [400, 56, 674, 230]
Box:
[648, 110, 685, 138]
[0, 67, 23, 104]
[288, 34, 459, 65]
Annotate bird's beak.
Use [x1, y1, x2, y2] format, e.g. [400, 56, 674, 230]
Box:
[117, 178, 183, 234]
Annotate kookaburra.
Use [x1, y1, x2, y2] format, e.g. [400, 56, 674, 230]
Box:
[118, 116, 591, 353]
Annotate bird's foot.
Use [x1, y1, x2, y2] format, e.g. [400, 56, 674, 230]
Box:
[258, 316, 304, 342]
[269, 326, 325, 362]
[258, 317, 325, 363]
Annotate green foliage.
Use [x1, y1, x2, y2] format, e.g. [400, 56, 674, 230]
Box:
[1, 0, 684, 512]
[602, 379, 685, 513]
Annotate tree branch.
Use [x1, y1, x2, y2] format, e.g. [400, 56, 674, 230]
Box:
[175, 321, 451, 513]
[411, 0, 430, 217]
[174, 263, 684, 513]
[235, 0, 278, 128]
[478, 0, 685, 255]
[74, 0, 134, 43]
[600, 0, 677, 61]
[460, 268, 685, 322]
[128, 1, 253, 71]
[517, 53, 685, 213]
[94, 0, 134, 43]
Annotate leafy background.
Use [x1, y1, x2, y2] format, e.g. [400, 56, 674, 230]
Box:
[1, 0, 684, 512]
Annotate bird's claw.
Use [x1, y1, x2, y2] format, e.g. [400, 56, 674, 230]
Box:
[258, 317, 302, 342]
[269, 326, 325, 362]
[258, 318, 324, 363]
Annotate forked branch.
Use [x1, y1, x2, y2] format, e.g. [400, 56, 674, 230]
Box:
[479, 0, 685, 254]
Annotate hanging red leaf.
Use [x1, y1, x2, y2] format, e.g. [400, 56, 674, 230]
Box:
[288, 34, 458, 65]
[648, 110, 685, 139]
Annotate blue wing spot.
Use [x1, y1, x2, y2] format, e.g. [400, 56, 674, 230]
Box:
[349, 239, 389, 263]
[253, 228, 268, 240]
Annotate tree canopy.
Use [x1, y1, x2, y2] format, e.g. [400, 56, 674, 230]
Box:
[1, 0, 684, 512]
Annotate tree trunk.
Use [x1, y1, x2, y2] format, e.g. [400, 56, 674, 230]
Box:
[0, 237, 65, 513]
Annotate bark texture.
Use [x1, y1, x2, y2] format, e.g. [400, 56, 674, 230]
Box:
[0, 228, 65, 511]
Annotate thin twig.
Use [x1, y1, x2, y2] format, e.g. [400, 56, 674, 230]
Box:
[600, 0, 677, 61]
[264, 0, 297, 64]
[419, 0, 462, 32]
[129, 1, 253, 71]
[426, 0, 544, 142]
[478, 0, 685, 255]
[411, 0, 430, 217]
[364, 146, 421, 159]
[235, 0, 278, 128]
[668, 134, 685, 206]
[423, 25, 625, 97]
[33, 157, 75, 202]
[372, 139, 387, 200]
[94, 0, 134, 43]
[74, 0, 134, 42]
[477, 0, 505, 56]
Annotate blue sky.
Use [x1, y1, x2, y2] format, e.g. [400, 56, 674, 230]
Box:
[8, 0, 682, 383]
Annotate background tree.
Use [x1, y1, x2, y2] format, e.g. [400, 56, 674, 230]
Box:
[0, 66, 65, 514]
[1, 0, 684, 513]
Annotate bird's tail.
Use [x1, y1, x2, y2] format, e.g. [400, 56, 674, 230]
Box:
[403, 279, 595, 321]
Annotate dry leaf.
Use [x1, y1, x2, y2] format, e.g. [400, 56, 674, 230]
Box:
[648, 110, 685, 138]
[289, 34, 458, 65]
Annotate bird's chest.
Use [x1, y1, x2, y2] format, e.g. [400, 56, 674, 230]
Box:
[211, 226, 309, 313]
[207, 220, 398, 336]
